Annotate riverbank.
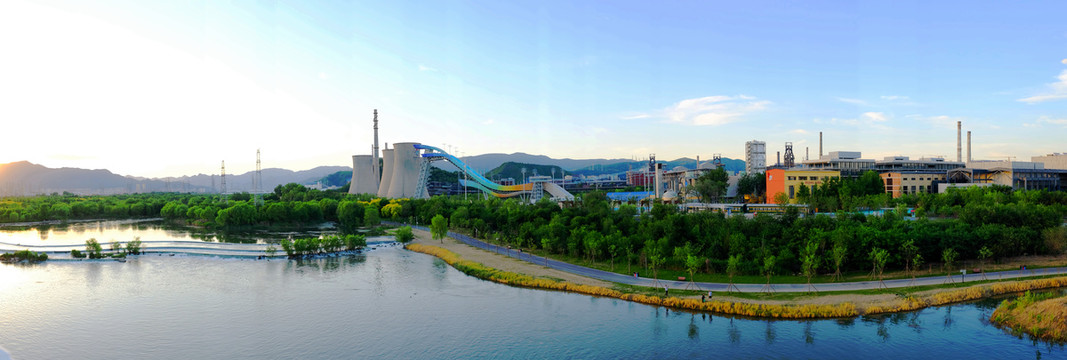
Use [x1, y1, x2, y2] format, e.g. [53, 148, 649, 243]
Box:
[407, 228, 1067, 319]
[991, 291, 1067, 342]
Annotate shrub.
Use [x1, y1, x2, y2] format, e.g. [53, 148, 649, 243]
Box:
[71, 249, 86, 259]
[126, 237, 143, 255]
[85, 238, 103, 259]
[395, 226, 414, 243]
[1, 250, 48, 262]
[344, 234, 366, 250]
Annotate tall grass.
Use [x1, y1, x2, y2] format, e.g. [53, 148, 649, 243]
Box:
[990, 290, 1067, 342]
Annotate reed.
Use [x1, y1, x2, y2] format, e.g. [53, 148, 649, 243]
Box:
[990, 291, 1067, 342]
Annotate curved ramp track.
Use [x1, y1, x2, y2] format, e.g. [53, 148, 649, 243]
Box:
[414, 144, 532, 198]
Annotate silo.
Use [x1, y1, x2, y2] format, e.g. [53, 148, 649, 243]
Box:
[387, 142, 420, 198]
[348, 155, 377, 195]
[377, 148, 395, 197]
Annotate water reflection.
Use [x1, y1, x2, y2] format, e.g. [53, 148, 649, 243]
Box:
[687, 315, 699, 340]
[804, 321, 814, 344]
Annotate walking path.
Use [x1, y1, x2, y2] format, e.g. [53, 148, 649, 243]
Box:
[401, 223, 1067, 293]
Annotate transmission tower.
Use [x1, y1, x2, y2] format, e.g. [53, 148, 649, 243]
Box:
[221, 160, 228, 204]
[254, 149, 263, 207]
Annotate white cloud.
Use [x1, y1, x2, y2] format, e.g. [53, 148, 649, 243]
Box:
[1018, 70, 1067, 103]
[621, 114, 651, 120]
[1062, 59, 1067, 65]
[926, 115, 962, 129]
[836, 97, 868, 106]
[665, 95, 770, 126]
[789, 129, 809, 135]
[881, 95, 909, 101]
[481, 119, 496, 125]
[417, 64, 438, 72]
[1039, 116, 1067, 125]
[862, 112, 888, 122]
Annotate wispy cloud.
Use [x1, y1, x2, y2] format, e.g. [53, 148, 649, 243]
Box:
[417, 64, 438, 72]
[1039, 116, 1067, 126]
[789, 129, 809, 135]
[621, 114, 652, 120]
[836, 97, 868, 106]
[664, 95, 771, 126]
[925, 115, 962, 129]
[481, 118, 496, 125]
[1018, 69, 1067, 103]
[1062, 59, 1067, 65]
[880, 95, 909, 101]
[862, 112, 888, 122]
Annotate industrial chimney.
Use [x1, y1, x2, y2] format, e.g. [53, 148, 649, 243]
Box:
[967, 131, 972, 163]
[957, 121, 962, 162]
[819, 130, 827, 158]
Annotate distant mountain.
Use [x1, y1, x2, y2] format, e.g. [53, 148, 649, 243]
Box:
[313, 171, 353, 188]
[0, 161, 212, 196]
[484, 162, 569, 182]
[569, 157, 746, 176]
[172, 166, 350, 193]
[0, 161, 348, 196]
[435, 152, 631, 172]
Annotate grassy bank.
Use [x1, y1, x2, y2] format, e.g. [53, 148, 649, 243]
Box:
[990, 291, 1067, 342]
[407, 243, 1067, 319]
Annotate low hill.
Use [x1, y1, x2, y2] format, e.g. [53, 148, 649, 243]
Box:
[484, 162, 568, 182]
[569, 157, 746, 177]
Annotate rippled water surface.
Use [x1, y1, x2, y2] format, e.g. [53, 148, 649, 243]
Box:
[1, 223, 1065, 359]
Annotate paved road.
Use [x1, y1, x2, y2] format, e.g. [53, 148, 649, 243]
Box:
[402, 224, 1067, 293]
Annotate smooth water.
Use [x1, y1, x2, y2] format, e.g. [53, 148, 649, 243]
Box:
[1, 223, 1065, 359]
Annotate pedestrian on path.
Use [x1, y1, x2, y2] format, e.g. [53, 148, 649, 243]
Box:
[664, 286, 668, 296]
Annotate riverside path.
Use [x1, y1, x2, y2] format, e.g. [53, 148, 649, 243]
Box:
[399, 223, 1067, 293]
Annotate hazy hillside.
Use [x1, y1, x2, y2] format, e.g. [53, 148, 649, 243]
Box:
[569, 157, 746, 177]
[174, 166, 350, 193]
[0, 161, 212, 196]
[484, 162, 568, 182]
[0, 161, 348, 196]
[434, 152, 631, 172]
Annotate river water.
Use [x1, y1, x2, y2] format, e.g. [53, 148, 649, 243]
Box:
[1, 221, 1064, 359]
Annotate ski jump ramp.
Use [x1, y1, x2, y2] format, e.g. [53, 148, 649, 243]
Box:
[414, 144, 574, 202]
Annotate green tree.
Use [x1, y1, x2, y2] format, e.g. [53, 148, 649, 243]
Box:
[694, 167, 729, 203]
[363, 206, 381, 227]
[85, 238, 103, 259]
[336, 201, 365, 232]
[395, 226, 414, 243]
[942, 248, 958, 273]
[126, 237, 143, 255]
[726, 254, 741, 292]
[978, 246, 993, 274]
[430, 214, 448, 244]
[870, 247, 889, 286]
[831, 242, 847, 282]
[762, 255, 777, 291]
[801, 240, 820, 292]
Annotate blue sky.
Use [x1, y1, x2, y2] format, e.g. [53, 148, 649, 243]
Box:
[1, 0, 1065, 177]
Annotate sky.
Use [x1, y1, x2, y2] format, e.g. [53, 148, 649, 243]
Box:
[1, 0, 1065, 178]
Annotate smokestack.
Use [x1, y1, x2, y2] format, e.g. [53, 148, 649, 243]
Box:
[777, 151, 781, 166]
[967, 131, 972, 163]
[806, 147, 809, 161]
[957, 121, 962, 162]
[373, 109, 380, 186]
[819, 131, 823, 158]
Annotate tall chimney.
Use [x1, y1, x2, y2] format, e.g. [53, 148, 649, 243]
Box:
[819, 129, 827, 155]
[967, 131, 972, 163]
[373, 109, 380, 186]
[957, 121, 962, 162]
[777, 151, 781, 166]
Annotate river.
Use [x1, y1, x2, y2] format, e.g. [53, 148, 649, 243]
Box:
[0, 221, 1064, 359]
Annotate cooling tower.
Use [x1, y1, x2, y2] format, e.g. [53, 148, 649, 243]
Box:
[387, 142, 420, 198]
[348, 155, 377, 195]
[377, 148, 395, 197]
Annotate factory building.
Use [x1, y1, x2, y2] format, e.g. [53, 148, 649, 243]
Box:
[765, 169, 840, 204]
[800, 151, 875, 177]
